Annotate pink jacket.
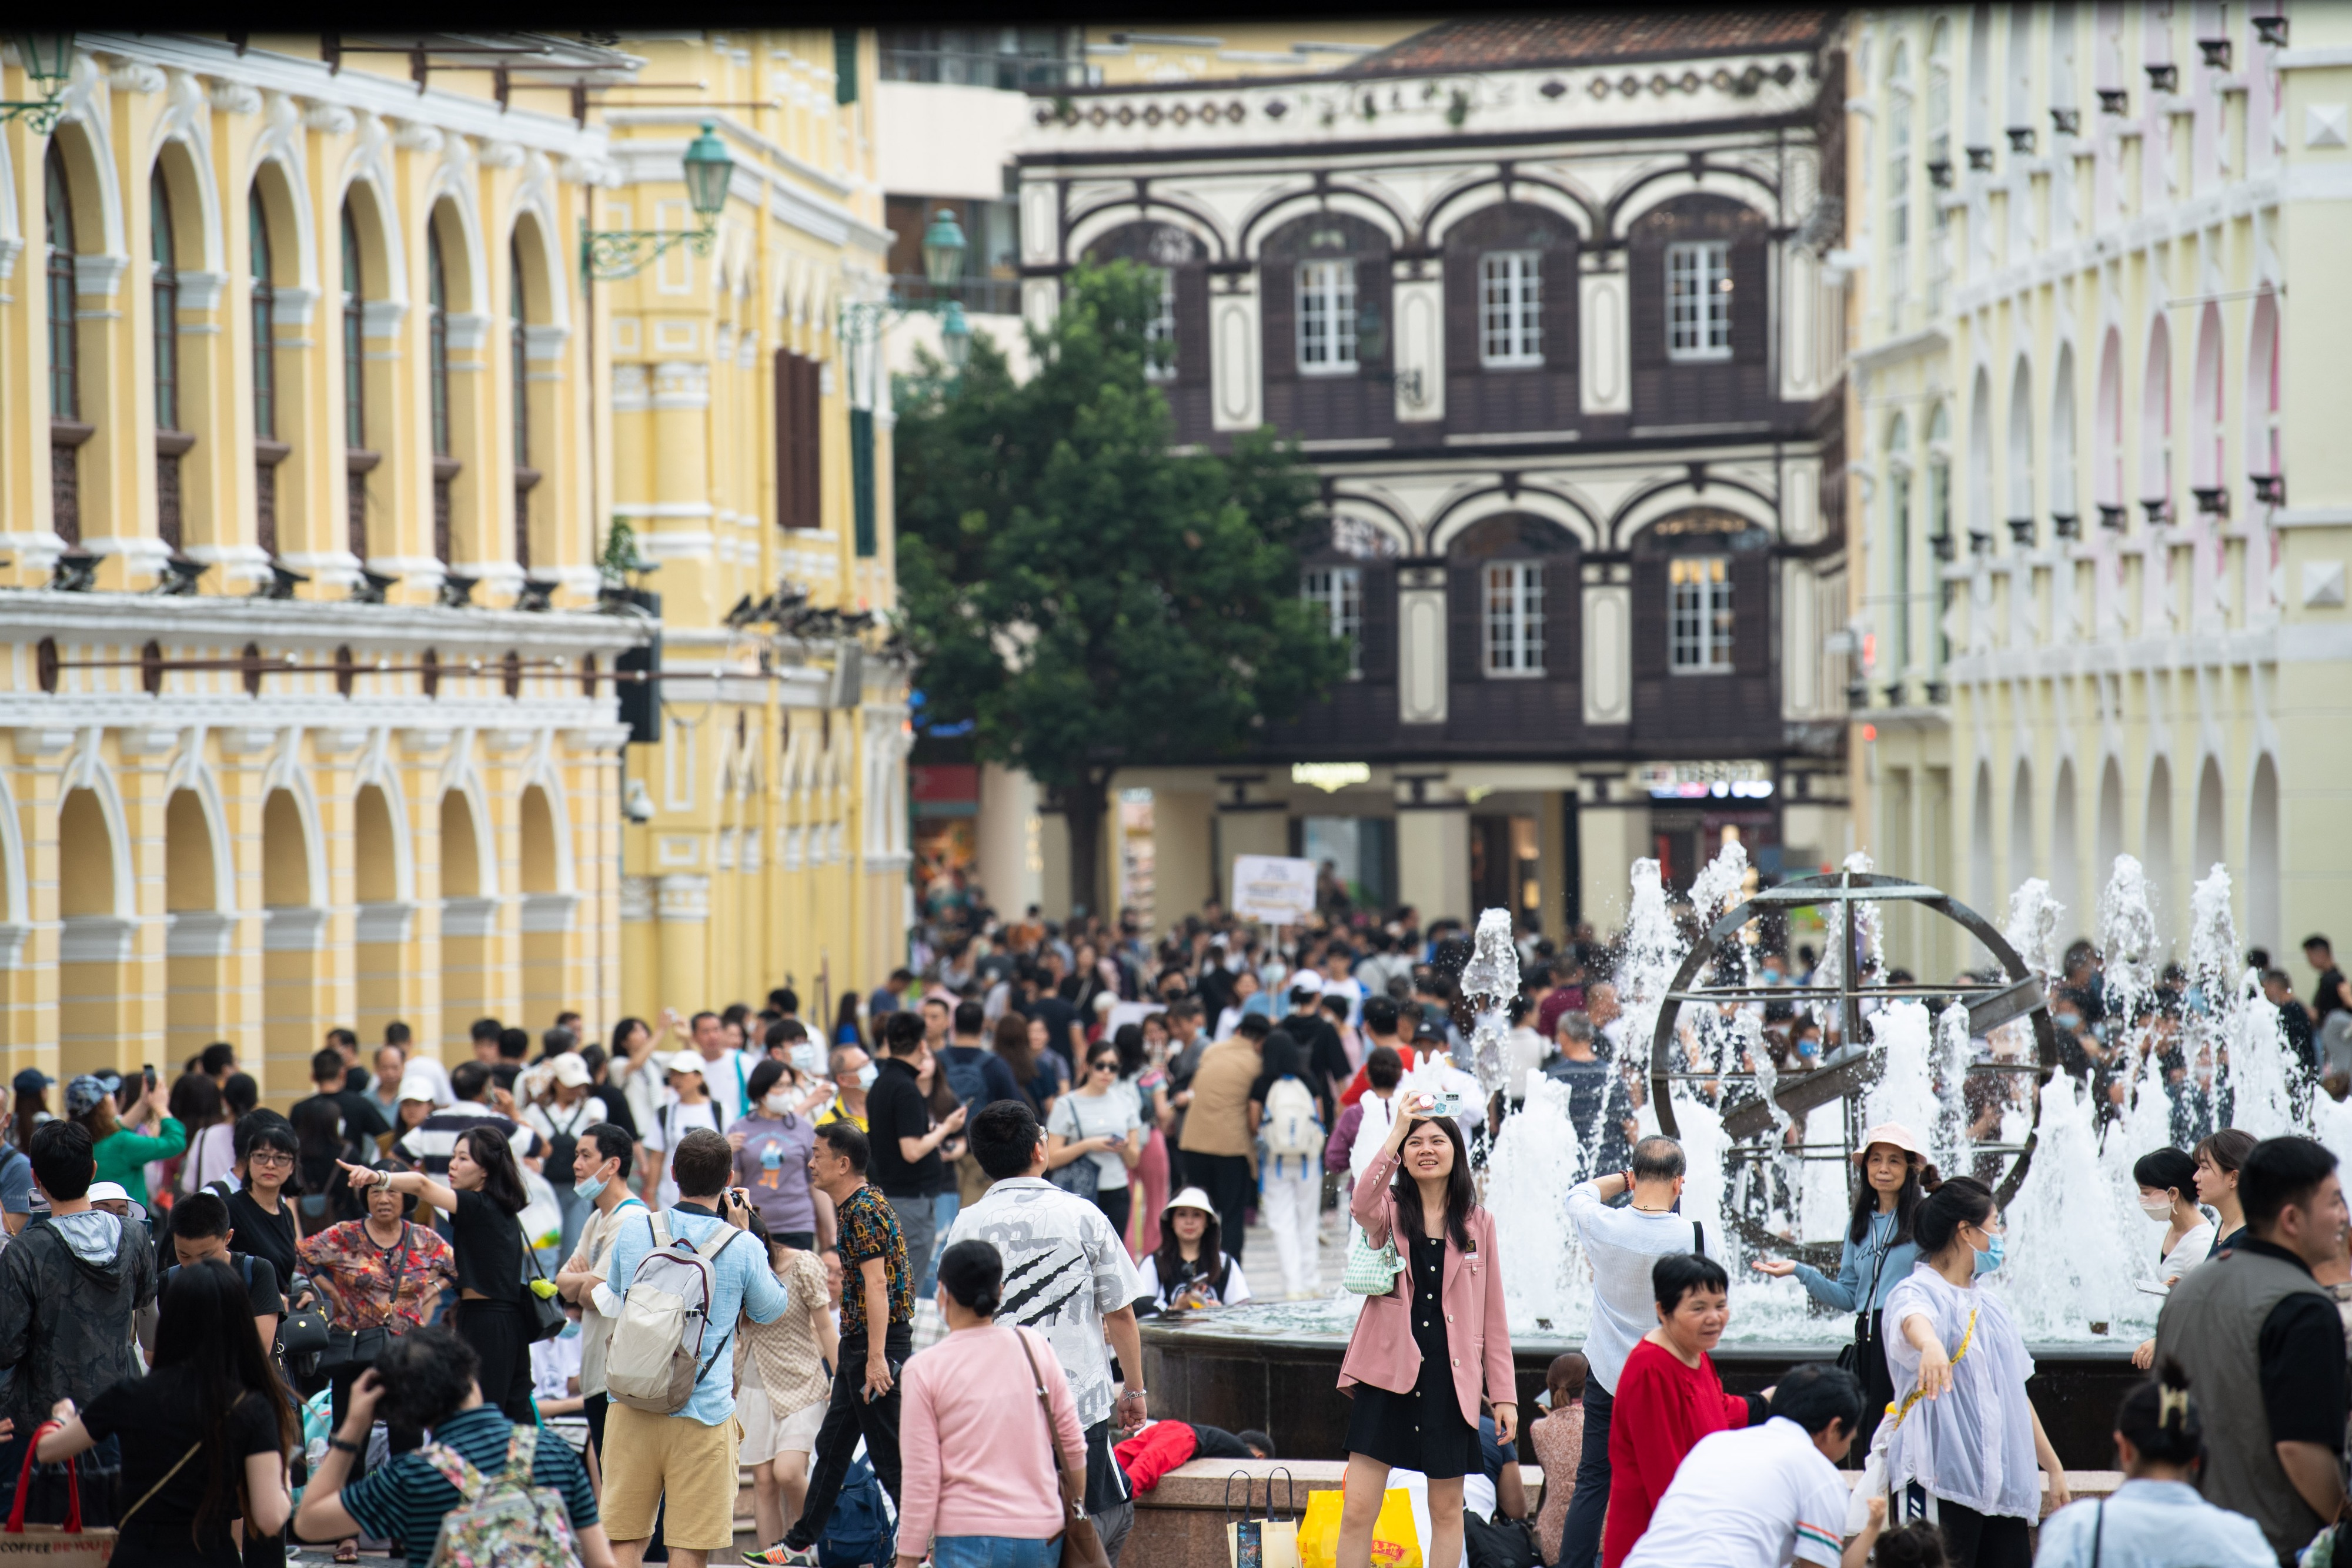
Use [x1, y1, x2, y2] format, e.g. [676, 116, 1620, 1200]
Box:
[898, 1324, 1084, 1547]
[1337, 1151, 1515, 1425]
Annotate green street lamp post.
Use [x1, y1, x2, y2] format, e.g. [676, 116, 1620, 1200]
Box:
[579, 121, 734, 283]
[841, 206, 972, 368]
[1, 33, 76, 133]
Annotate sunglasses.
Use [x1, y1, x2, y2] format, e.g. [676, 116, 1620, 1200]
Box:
[1090, 1059, 1118, 1072]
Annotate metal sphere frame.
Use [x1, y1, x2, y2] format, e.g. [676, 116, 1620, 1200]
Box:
[1648, 868, 2058, 1262]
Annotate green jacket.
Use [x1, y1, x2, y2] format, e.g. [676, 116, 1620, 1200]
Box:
[93, 1118, 186, 1205]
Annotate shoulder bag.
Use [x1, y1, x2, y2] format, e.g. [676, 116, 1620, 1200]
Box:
[522, 1230, 567, 1343]
[1833, 1225, 1897, 1380]
[1045, 1102, 1102, 1202]
[1015, 1328, 1111, 1568]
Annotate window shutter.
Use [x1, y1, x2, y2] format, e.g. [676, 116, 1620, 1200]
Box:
[799, 356, 823, 529]
[1629, 238, 1667, 370]
[1358, 562, 1398, 681]
[850, 407, 875, 555]
[1449, 560, 1481, 682]
[1732, 234, 1768, 366]
[1731, 550, 1772, 673]
[1445, 250, 1476, 378]
[833, 31, 860, 105]
[1262, 262, 1297, 384]
[1631, 557, 1669, 681]
[1546, 235, 1581, 383]
[1175, 265, 1211, 387]
[1357, 255, 1391, 373]
[1548, 547, 1582, 684]
[774, 350, 798, 528]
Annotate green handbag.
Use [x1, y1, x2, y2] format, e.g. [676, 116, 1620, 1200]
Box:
[1344, 1224, 1404, 1296]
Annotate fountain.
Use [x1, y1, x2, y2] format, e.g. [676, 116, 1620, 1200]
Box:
[1142, 850, 2329, 1466]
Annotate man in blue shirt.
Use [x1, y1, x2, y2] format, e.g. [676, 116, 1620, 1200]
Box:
[596, 1126, 787, 1568]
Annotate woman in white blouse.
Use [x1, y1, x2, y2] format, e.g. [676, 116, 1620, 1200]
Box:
[2129, 1145, 2217, 1370]
[1879, 1174, 2068, 1568]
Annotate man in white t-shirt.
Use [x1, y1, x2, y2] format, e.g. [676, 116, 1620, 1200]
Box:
[1625, 1363, 1881, 1568]
[1556, 1136, 1715, 1568]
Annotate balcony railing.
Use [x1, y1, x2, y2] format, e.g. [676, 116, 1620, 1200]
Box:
[890, 274, 1023, 315]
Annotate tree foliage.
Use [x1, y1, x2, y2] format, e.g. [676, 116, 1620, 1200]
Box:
[893, 261, 1349, 913]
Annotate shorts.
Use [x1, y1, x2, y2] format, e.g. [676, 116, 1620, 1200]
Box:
[599, 1400, 743, 1551]
[737, 1384, 827, 1465]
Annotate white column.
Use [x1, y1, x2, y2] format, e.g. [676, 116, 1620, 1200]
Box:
[1582, 567, 1632, 726]
[1210, 275, 1262, 432]
[1395, 778, 1471, 928]
[1392, 259, 1445, 424]
[1579, 252, 1631, 416]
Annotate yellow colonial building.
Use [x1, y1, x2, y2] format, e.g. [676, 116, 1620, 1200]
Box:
[1839, 6, 2343, 985]
[0, 29, 906, 1099]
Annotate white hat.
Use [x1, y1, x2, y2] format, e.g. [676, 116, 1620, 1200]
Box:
[1853, 1122, 1928, 1164]
[1165, 1186, 1218, 1217]
[552, 1052, 593, 1088]
[397, 1069, 440, 1104]
[86, 1181, 130, 1204]
[665, 1049, 707, 1078]
[1287, 968, 1326, 996]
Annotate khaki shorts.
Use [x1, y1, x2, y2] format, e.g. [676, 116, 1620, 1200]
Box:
[600, 1400, 743, 1550]
[738, 1384, 827, 1465]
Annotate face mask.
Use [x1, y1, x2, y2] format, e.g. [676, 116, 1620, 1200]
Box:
[855, 1064, 878, 1092]
[1797, 1038, 1819, 1058]
[2054, 1013, 2083, 1032]
[791, 1043, 825, 1076]
[573, 1171, 609, 1201]
[1972, 1232, 2006, 1276]
[763, 1092, 792, 1116]
[2140, 1199, 2175, 1221]
[558, 1316, 582, 1340]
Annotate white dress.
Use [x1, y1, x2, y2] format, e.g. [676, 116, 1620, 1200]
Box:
[1879, 1262, 2043, 1520]
[2157, 1220, 2217, 1288]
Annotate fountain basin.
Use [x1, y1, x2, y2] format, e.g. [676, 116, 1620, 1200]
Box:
[1142, 1308, 2146, 1472]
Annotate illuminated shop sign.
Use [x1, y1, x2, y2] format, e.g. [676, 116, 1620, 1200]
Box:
[1639, 760, 1775, 800]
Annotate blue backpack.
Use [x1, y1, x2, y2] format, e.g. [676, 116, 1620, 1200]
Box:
[938, 1047, 989, 1111]
[818, 1453, 894, 1568]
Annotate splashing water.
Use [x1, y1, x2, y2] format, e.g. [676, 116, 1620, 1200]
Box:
[1462, 908, 1522, 1100]
[2003, 878, 2064, 980]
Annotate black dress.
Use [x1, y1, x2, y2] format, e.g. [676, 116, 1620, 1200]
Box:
[1344, 1230, 1482, 1479]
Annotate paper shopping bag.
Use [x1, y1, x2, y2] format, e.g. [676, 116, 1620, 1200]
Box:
[1368, 1487, 1422, 1568]
[1297, 1487, 1344, 1568]
[0, 1525, 113, 1568]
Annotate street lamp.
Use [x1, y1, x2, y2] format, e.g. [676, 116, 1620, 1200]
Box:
[1, 32, 75, 132]
[921, 207, 968, 293]
[940, 299, 971, 370]
[579, 121, 736, 283]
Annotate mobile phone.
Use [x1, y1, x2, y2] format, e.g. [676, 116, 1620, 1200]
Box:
[863, 1357, 903, 1402]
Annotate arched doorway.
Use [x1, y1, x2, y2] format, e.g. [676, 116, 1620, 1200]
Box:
[2144, 758, 2175, 947]
[439, 791, 494, 1057]
[2050, 763, 2080, 945]
[1970, 763, 1996, 912]
[2007, 761, 2034, 900]
[518, 786, 570, 1030]
[2192, 758, 2226, 890]
[164, 789, 227, 1062]
[352, 784, 413, 1042]
[57, 788, 129, 1078]
[2248, 756, 2281, 958]
[261, 790, 325, 1101]
[2095, 758, 2124, 894]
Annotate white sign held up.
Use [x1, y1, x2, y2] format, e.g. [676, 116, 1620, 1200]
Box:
[1231, 854, 1318, 923]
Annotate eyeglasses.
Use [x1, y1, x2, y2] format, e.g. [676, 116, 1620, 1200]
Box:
[247, 1149, 294, 1168]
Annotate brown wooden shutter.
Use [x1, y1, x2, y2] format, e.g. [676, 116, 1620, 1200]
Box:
[1174, 265, 1210, 387]
[1732, 232, 1769, 366]
[799, 356, 823, 529]
[1358, 562, 1397, 681]
[1262, 262, 1297, 385]
[774, 349, 798, 527]
[1546, 235, 1580, 385]
[1445, 249, 1476, 378]
[1449, 559, 1482, 686]
[1631, 556, 1670, 681]
[1731, 549, 1772, 674]
[1546, 546, 1582, 685]
[1629, 238, 1666, 371]
[1358, 256, 1392, 376]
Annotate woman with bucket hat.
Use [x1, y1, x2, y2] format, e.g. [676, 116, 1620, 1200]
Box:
[1135, 1187, 1252, 1312]
[1750, 1121, 1936, 1449]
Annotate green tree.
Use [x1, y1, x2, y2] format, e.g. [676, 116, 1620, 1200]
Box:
[894, 261, 1349, 918]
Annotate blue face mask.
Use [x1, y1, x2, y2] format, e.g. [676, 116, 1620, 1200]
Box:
[1973, 1232, 2006, 1276]
[573, 1171, 609, 1201]
[1797, 1038, 1819, 1059]
[855, 1064, 879, 1092]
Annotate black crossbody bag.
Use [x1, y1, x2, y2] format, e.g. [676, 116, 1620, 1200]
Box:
[1835, 1232, 1895, 1378]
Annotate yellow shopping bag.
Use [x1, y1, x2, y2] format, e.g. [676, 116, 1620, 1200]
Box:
[1368, 1486, 1423, 1568]
[1297, 1488, 1344, 1568]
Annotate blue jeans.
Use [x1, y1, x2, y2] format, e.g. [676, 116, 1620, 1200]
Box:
[1556, 1377, 1613, 1568]
[933, 1537, 1059, 1568]
[921, 1191, 961, 1296]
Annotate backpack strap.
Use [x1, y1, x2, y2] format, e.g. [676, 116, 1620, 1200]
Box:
[496, 1427, 536, 1494]
[417, 1442, 488, 1502]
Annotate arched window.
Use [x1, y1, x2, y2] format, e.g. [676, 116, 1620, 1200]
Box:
[152, 180, 186, 551]
[2141, 316, 2172, 518]
[427, 223, 453, 565]
[2094, 328, 2123, 519]
[2190, 303, 2223, 501]
[510, 236, 532, 571]
[2247, 293, 2281, 486]
[1886, 413, 1913, 674]
[1967, 367, 1993, 546]
[1926, 403, 1952, 671]
[45, 144, 82, 544]
[2006, 357, 2035, 545]
[1887, 41, 1913, 308]
[340, 202, 372, 561]
[2049, 345, 2079, 530]
[250, 194, 280, 558]
[1926, 19, 1953, 310]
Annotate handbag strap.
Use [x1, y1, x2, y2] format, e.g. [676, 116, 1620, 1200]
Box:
[376, 1225, 411, 1329]
[1014, 1328, 1084, 1512]
[2090, 1496, 2104, 1568]
[116, 1440, 204, 1529]
[6, 1423, 79, 1535]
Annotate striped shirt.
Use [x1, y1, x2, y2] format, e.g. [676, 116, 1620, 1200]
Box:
[1621, 1417, 1852, 1568]
[396, 1105, 540, 1175]
[339, 1405, 596, 1561]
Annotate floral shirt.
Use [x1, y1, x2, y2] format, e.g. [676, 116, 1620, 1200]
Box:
[296, 1219, 458, 1332]
[836, 1184, 911, 1336]
[736, 1248, 831, 1413]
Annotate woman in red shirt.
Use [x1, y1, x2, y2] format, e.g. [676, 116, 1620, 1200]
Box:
[1602, 1252, 1769, 1568]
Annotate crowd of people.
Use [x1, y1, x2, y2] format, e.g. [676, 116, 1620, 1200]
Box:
[0, 898, 2338, 1568]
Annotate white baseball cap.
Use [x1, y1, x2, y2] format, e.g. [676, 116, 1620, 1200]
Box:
[552, 1052, 593, 1088]
[86, 1181, 131, 1204]
[1287, 968, 1326, 996]
[665, 1050, 707, 1078]
[397, 1069, 440, 1104]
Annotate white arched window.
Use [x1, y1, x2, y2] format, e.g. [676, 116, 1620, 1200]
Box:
[1927, 404, 1953, 672]
[2094, 328, 2123, 519]
[1968, 367, 1993, 546]
[2050, 345, 2079, 531]
[1886, 413, 1914, 673]
[2189, 302, 2224, 501]
[2246, 293, 2281, 486]
[1926, 20, 1955, 309]
[1887, 41, 1913, 309]
[2006, 357, 2036, 544]
[2141, 316, 2172, 517]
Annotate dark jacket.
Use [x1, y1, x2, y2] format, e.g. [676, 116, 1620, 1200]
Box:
[0, 1211, 157, 1424]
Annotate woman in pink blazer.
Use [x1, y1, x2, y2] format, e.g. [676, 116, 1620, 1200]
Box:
[1337, 1094, 1517, 1568]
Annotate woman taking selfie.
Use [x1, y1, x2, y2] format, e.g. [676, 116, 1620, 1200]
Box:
[1880, 1175, 2069, 1568]
[340, 1125, 534, 1422]
[1335, 1094, 1515, 1568]
[1135, 1188, 1251, 1312]
[37, 1260, 294, 1567]
[1750, 1121, 1932, 1448]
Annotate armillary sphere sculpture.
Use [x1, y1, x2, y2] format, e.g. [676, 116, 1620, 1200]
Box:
[1649, 869, 2058, 1268]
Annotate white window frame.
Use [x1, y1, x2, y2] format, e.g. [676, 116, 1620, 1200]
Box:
[1665, 241, 1733, 362]
[1478, 250, 1543, 367]
[1669, 555, 1735, 672]
[1296, 259, 1358, 375]
[1482, 561, 1545, 677]
[1302, 566, 1364, 677]
[1143, 266, 1176, 383]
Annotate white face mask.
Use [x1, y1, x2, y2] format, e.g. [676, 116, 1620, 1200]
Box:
[2141, 1198, 2176, 1221]
[763, 1092, 791, 1116]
